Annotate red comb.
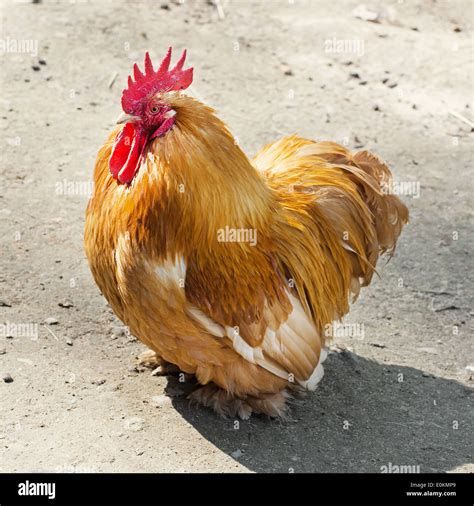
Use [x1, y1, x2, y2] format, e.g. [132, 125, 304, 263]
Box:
[121, 47, 193, 114]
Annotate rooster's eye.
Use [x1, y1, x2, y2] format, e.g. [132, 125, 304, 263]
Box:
[150, 105, 159, 114]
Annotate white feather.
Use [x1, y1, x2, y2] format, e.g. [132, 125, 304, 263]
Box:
[188, 307, 224, 337]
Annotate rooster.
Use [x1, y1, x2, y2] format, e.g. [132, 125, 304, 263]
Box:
[84, 48, 408, 419]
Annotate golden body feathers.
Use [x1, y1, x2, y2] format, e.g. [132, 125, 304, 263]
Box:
[84, 94, 408, 418]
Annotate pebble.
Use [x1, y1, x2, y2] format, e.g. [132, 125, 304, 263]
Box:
[125, 417, 144, 431]
[231, 449, 243, 459]
[433, 304, 460, 313]
[417, 347, 438, 355]
[2, 373, 13, 383]
[58, 301, 74, 308]
[151, 395, 172, 408]
[280, 64, 293, 76]
[110, 326, 127, 338]
[44, 317, 59, 325]
[0, 348, 6, 355]
[369, 342, 386, 349]
[352, 4, 380, 22]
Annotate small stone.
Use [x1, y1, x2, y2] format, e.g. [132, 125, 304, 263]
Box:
[433, 304, 460, 313]
[38, 58, 47, 65]
[110, 326, 127, 338]
[0, 348, 6, 355]
[280, 64, 293, 76]
[58, 300, 73, 308]
[44, 317, 59, 325]
[2, 373, 13, 383]
[92, 378, 106, 386]
[125, 417, 144, 431]
[32, 65, 41, 71]
[417, 347, 438, 355]
[369, 342, 386, 349]
[151, 395, 172, 408]
[65, 339, 73, 346]
[352, 4, 380, 23]
[231, 449, 243, 459]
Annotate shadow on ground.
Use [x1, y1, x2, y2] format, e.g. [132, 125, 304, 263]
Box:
[167, 351, 472, 473]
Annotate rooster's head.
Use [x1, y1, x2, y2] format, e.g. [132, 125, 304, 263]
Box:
[109, 47, 193, 184]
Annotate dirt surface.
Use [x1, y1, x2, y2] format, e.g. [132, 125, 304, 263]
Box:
[1, 0, 473, 473]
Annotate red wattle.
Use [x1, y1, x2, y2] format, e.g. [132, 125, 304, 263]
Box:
[109, 123, 147, 184]
[150, 117, 175, 140]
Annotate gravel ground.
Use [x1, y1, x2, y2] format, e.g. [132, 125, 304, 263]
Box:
[1, 0, 473, 473]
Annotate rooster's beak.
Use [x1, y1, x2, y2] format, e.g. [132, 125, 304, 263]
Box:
[116, 112, 140, 124]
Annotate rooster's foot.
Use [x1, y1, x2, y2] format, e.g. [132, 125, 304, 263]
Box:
[137, 350, 181, 376]
[188, 384, 292, 420]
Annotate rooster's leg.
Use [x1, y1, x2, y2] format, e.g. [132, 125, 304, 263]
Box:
[188, 383, 292, 420]
[137, 349, 182, 376]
